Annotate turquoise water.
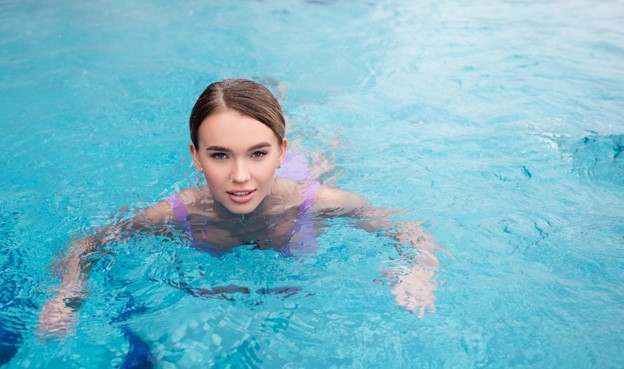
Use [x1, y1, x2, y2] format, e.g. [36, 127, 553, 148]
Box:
[1, 0, 623, 368]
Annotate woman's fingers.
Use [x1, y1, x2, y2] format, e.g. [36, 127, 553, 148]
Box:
[37, 298, 77, 338]
[391, 267, 437, 317]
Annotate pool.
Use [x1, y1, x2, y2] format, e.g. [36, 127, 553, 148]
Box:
[1, 0, 623, 367]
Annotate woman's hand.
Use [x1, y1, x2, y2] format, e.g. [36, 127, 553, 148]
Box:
[391, 266, 437, 318]
[37, 294, 79, 337]
[37, 280, 87, 338]
[385, 221, 442, 317]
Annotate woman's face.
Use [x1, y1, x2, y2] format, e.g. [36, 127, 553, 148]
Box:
[190, 110, 287, 215]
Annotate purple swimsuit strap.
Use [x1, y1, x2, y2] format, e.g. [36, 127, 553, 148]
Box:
[299, 180, 320, 213]
[166, 195, 189, 223]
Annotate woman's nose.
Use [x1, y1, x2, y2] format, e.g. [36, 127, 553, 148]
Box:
[230, 160, 251, 183]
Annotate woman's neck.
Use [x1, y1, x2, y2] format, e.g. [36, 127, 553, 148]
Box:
[212, 196, 271, 224]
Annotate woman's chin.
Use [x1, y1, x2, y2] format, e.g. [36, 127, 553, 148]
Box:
[223, 201, 260, 216]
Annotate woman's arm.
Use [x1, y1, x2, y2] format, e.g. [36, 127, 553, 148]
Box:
[313, 185, 442, 317]
[38, 199, 177, 335]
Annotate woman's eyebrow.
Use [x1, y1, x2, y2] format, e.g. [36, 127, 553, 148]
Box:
[204, 142, 272, 152]
[248, 142, 272, 151]
[205, 145, 231, 152]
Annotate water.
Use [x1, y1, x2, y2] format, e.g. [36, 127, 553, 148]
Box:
[1, 0, 623, 368]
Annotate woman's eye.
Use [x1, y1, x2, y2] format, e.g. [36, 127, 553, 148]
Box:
[251, 151, 267, 158]
[210, 153, 228, 160]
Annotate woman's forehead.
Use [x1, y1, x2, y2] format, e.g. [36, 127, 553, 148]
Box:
[198, 111, 278, 148]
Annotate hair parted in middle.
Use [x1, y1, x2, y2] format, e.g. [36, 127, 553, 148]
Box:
[189, 79, 286, 150]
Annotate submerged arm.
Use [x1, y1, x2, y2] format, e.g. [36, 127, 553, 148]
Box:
[38, 199, 176, 335]
[313, 185, 442, 317]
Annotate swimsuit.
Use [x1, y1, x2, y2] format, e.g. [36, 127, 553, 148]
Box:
[165, 152, 320, 257]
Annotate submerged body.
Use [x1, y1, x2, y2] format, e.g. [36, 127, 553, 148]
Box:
[38, 79, 440, 337]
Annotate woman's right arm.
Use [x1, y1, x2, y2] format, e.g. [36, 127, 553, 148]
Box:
[37, 198, 178, 336]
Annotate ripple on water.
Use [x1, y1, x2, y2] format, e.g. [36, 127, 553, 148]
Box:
[570, 134, 624, 187]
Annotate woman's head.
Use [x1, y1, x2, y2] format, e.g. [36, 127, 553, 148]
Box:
[188, 79, 288, 215]
[189, 79, 286, 151]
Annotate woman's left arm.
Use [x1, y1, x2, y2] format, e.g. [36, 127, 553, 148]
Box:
[313, 185, 441, 317]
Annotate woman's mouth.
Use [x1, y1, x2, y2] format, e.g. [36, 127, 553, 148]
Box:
[226, 189, 256, 203]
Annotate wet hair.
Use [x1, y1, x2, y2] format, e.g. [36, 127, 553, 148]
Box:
[189, 79, 286, 150]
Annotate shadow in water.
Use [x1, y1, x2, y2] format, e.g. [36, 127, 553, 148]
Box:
[112, 292, 156, 369]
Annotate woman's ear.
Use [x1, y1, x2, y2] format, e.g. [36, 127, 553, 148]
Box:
[279, 138, 288, 164]
[189, 143, 202, 171]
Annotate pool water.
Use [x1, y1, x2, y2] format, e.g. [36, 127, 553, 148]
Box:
[1, 0, 623, 368]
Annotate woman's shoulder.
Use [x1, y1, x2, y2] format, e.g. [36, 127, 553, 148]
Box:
[177, 186, 209, 205]
[313, 184, 369, 214]
[273, 178, 369, 215]
[274, 177, 368, 211]
[144, 187, 212, 223]
[273, 177, 319, 201]
[176, 186, 216, 216]
[272, 176, 300, 193]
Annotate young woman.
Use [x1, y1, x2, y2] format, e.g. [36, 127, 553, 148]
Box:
[39, 79, 441, 335]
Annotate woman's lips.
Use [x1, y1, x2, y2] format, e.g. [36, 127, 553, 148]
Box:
[226, 189, 256, 203]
